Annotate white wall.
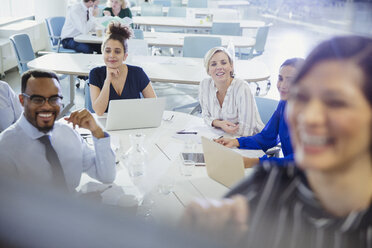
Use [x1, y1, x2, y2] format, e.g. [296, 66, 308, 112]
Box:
[33, 0, 68, 21]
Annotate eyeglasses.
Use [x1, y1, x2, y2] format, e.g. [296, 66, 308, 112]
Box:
[22, 93, 63, 106]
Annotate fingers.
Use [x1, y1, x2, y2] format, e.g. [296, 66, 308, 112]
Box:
[65, 109, 95, 129]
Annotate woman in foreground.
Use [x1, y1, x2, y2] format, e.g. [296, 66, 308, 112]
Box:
[183, 36, 372, 248]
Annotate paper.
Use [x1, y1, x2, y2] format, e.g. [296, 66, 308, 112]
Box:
[99, 16, 133, 28]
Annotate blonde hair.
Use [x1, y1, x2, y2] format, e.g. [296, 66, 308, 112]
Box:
[204, 47, 234, 75]
[106, 0, 128, 9]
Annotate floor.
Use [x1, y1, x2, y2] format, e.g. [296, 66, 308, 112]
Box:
[3, 2, 371, 116]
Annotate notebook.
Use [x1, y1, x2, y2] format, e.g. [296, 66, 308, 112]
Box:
[201, 136, 245, 188]
[98, 98, 166, 131]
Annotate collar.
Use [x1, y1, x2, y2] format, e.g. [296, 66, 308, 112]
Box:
[213, 78, 236, 94]
[80, 1, 88, 11]
[18, 114, 52, 140]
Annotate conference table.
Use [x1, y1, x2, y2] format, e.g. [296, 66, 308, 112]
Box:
[76, 110, 264, 223]
[131, 6, 215, 17]
[74, 31, 256, 49]
[27, 53, 270, 115]
[132, 16, 266, 31]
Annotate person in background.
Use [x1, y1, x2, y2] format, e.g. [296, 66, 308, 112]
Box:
[89, 21, 156, 116]
[0, 81, 22, 132]
[199, 47, 264, 136]
[0, 69, 116, 192]
[215, 58, 304, 167]
[182, 36, 372, 248]
[61, 0, 102, 54]
[103, 0, 132, 19]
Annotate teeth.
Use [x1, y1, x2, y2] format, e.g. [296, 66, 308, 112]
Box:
[300, 132, 329, 146]
[216, 72, 224, 76]
[39, 113, 52, 118]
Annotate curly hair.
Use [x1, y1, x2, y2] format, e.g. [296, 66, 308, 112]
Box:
[101, 21, 133, 53]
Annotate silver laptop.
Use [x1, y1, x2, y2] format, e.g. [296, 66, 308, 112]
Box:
[99, 98, 166, 131]
[201, 136, 245, 188]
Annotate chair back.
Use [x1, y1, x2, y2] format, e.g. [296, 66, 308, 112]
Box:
[212, 9, 240, 21]
[141, 4, 163, 16]
[128, 39, 149, 56]
[84, 82, 94, 113]
[211, 22, 241, 36]
[250, 24, 271, 57]
[133, 29, 144, 39]
[45, 16, 75, 53]
[9, 33, 35, 74]
[187, 0, 207, 8]
[183, 36, 221, 58]
[171, 0, 182, 6]
[167, 7, 186, 17]
[153, 0, 171, 7]
[254, 96, 279, 125]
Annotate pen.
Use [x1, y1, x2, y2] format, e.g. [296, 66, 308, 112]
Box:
[176, 131, 198, 134]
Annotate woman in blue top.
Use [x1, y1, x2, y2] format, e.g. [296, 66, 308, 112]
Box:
[216, 58, 304, 167]
[89, 22, 156, 116]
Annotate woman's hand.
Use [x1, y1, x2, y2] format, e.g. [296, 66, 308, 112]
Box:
[103, 10, 111, 16]
[243, 157, 260, 168]
[105, 67, 120, 83]
[212, 120, 239, 134]
[215, 137, 240, 148]
[181, 195, 249, 246]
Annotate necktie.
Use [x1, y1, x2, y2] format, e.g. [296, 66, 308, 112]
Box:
[87, 9, 89, 21]
[38, 135, 67, 190]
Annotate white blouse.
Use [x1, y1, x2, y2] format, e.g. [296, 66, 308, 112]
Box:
[199, 77, 264, 136]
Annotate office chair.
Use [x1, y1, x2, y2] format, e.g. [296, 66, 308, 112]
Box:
[45, 17, 76, 53]
[133, 29, 144, 39]
[187, 0, 207, 8]
[9, 33, 36, 74]
[211, 22, 241, 36]
[153, 0, 171, 7]
[84, 82, 94, 113]
[247, 24, 272, 59]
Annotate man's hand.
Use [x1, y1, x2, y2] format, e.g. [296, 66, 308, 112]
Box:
[181, 195, 249, 246]
[64, 109, 104, 138]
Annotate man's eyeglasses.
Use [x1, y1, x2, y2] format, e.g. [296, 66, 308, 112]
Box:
[22, 93, 63, 106]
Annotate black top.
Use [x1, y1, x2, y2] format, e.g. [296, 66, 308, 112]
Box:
[226, 161, 372, 248]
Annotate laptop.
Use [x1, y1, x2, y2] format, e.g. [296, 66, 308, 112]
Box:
[99, 98, 166, 131]
[201, 136, 245, 188]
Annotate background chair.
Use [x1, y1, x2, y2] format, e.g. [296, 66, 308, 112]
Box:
[45, 16, 76, 53]
[171, 0, 182, 7]
[167, 6, 186, 17]
[211, 22, 241, 36]
[182, 36, 221, 58]
[133, 29, 144, 39]
[9, 33, 36, 74]
[141, 4, 163, 16]
[187, 0, 207, 8]
[247, 24, 272, 59]
[84, 82, 94, 113]
[153, 0, 171, 7]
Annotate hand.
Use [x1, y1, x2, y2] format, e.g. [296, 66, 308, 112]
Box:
[212, 120, 239, 134]
[181, 195, 249, 246]
[106, 67, 120, 83]
[64, 109, 104, 138]
[103, 10, 111, 16]
[214, 137, 239, 148]
[243, 157, 260, 168]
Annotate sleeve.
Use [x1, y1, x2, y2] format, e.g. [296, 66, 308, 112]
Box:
[81, 132, 116, 184]
[0, 137, 18, 177]
[89, 67, 103, 89]
[69, 5, 95, 34]
[237, 102, 282, 150]
[136, 67, 150, 92]
[199, 78, 215, 127]
[9, 86, 22, 122]
[126, 8, 133, 18]
[236, 81, 264, 136]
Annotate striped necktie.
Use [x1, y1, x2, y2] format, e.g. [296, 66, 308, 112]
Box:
[38, 135, 67, 190]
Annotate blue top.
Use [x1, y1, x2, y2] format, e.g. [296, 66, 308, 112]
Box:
[237, 100, 293, 165]
[89, 65, 150, 112]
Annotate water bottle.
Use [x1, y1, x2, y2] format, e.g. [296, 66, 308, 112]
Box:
[123, 133, 148, 177]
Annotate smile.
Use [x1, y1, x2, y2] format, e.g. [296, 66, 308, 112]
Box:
[300, 132, 331, 146]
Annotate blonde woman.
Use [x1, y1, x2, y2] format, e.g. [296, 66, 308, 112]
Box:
[199, 47, 264, 136]
[103, 0, 132, 18]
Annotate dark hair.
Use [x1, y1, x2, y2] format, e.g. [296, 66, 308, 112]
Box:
[292, 36, 372, 106]
[83, 0, 96, 3]
[102, 22, 133, 53]
[280, 57, 304, 69]
[21, 69, 60, 93]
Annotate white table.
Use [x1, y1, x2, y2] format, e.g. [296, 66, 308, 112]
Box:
[27, 53, 269, 114]
[77, 111, 264, 222]
[75, 31, 255, 49]
[132, 16, 265, 31]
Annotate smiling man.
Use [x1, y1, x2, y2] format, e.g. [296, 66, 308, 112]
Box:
[0, 69, 116, 192]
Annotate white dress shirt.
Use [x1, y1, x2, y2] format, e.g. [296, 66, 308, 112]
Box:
[199, 77, 264, 136]
[61, 1, 97, 40]
[0, 115, 116, 191]
[0, 81, 22, 132]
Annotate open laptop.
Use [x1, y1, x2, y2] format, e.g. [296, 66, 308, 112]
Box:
[98, 98, 166, 131]
[201, 136, 245, 188]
